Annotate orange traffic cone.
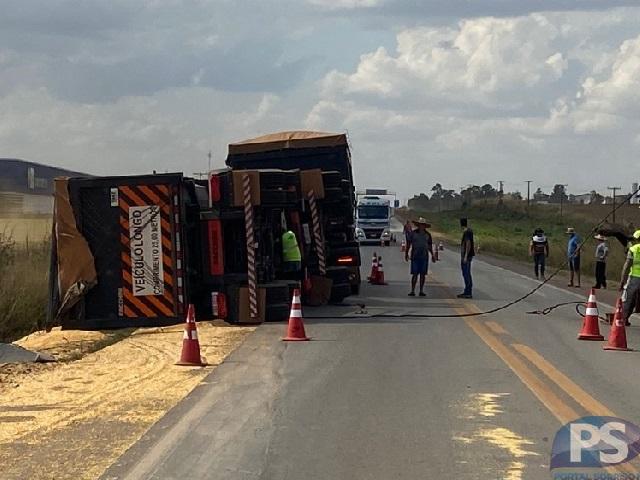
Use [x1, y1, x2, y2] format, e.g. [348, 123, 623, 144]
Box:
[282, 289, 310, 341]
[368, 251, 378, 283]
[380, 236, 385, 248]
[374, 256, 387, 285]
[604, 298, 632, 351]
[578, 289, 605, 341]
[176, 304, 206, 366]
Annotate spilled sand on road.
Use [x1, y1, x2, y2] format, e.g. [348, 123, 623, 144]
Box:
[0, 321, 255, 480]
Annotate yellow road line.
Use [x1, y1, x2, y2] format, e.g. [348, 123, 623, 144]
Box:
[511, 343, 615, 417]
[485, 321, 508, 335]
[460, 310, 579, 424]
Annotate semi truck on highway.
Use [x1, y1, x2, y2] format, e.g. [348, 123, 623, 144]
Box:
[355, 195, 392, 245]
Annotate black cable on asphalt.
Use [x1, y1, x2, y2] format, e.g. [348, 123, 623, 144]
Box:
[307, 186, 640, 320]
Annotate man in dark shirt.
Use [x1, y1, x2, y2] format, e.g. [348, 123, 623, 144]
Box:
[529, 228, 549, 280]
[405, 217, 435, 297]
[458, 218, 475, 299]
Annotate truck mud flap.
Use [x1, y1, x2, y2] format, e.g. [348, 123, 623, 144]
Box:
[330, 283, 352, 303]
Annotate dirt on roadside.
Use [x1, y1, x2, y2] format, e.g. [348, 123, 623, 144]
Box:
[0, 321, 255, 480]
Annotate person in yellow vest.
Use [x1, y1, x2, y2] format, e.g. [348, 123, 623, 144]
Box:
[619, 230, 640, 326]
[281, 229, 302, 278]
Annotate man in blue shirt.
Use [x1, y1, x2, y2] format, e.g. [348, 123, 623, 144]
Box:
[566, 227, 581, 288]
[405, 217, 435, 297]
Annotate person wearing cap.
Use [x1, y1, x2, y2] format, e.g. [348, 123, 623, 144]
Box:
[619, 230, 640, 325]
[457, 218, 475, 299]
[566, 227, 581, 288]
[529, 228, 549, 280]
[593, 234, 609, 289]
[405, 217, 435, 297]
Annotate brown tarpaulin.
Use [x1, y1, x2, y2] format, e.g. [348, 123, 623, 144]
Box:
[53, 178, 97, 320]
[228, 131, 347, 155]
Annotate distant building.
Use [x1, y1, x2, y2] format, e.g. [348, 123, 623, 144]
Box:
[0, 158, 87, 215]
[603, 194, 630, 205]
[569, 193, 593, 205]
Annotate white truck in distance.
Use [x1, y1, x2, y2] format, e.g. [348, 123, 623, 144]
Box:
[355, 195, 391, 245]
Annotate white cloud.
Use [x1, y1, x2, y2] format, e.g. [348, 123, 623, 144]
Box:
[321, 15, 569, 110]
[3, 2, 640, 201]
[309, 10, 640, 197]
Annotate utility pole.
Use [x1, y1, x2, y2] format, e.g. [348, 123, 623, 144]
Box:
[607, 186, 621, 223]
[208, 151, 212, 171]
[559, 183, 568, 219]
[525, 180, 532, 208]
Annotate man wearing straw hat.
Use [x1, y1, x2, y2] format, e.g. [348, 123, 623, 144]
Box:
[405, 217, 435, 297]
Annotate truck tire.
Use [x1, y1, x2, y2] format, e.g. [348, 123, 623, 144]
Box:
[262, 282, 291, 304]
[260, 171, 286, 188]
[325, 266, 350, 284]
[350, 282, 360, 295]
[261, 189, 288, 204]
[323, 188, 344, 203]
[322, 171, 342, 188]
[265, 302, 290, 322]
[286, 190, 300, 204]
[330, 283, 352, 303]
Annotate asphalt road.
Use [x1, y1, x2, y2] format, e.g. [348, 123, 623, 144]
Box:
[102, 229, 640, 480]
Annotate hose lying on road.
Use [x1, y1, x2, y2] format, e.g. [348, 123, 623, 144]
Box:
[307, 187, 640, 320]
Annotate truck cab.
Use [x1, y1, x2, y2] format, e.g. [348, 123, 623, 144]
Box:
[356, 196, 391, 245]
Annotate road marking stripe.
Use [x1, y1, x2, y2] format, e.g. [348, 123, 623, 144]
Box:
[461, 310, 578, 424]
[511, 343, 615, 417]
[485, 321, 508, 335]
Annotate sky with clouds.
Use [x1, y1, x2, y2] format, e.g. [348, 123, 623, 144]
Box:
[2, 0, 640, 202]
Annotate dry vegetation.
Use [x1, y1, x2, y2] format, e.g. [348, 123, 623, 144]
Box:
[0, 227, 50, 342]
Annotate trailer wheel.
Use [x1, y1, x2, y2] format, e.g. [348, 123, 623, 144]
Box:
[261, 189, 288, 204]
[321, 171, 342, 188]
[265, 302, 290, 322]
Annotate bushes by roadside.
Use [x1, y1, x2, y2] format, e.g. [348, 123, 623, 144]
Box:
[0, 231, 50, 342]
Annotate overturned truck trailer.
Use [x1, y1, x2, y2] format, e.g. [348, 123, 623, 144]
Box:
[226, 130, 361, 296]
[48, 173, 206, 329]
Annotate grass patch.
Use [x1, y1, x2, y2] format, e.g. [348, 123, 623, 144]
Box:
[400, 202, 635, 283]
[0, 230, 50, 343]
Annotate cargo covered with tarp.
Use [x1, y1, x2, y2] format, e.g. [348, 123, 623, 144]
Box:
[226, 130, 354, 184]
[48, 173, 207, 329]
